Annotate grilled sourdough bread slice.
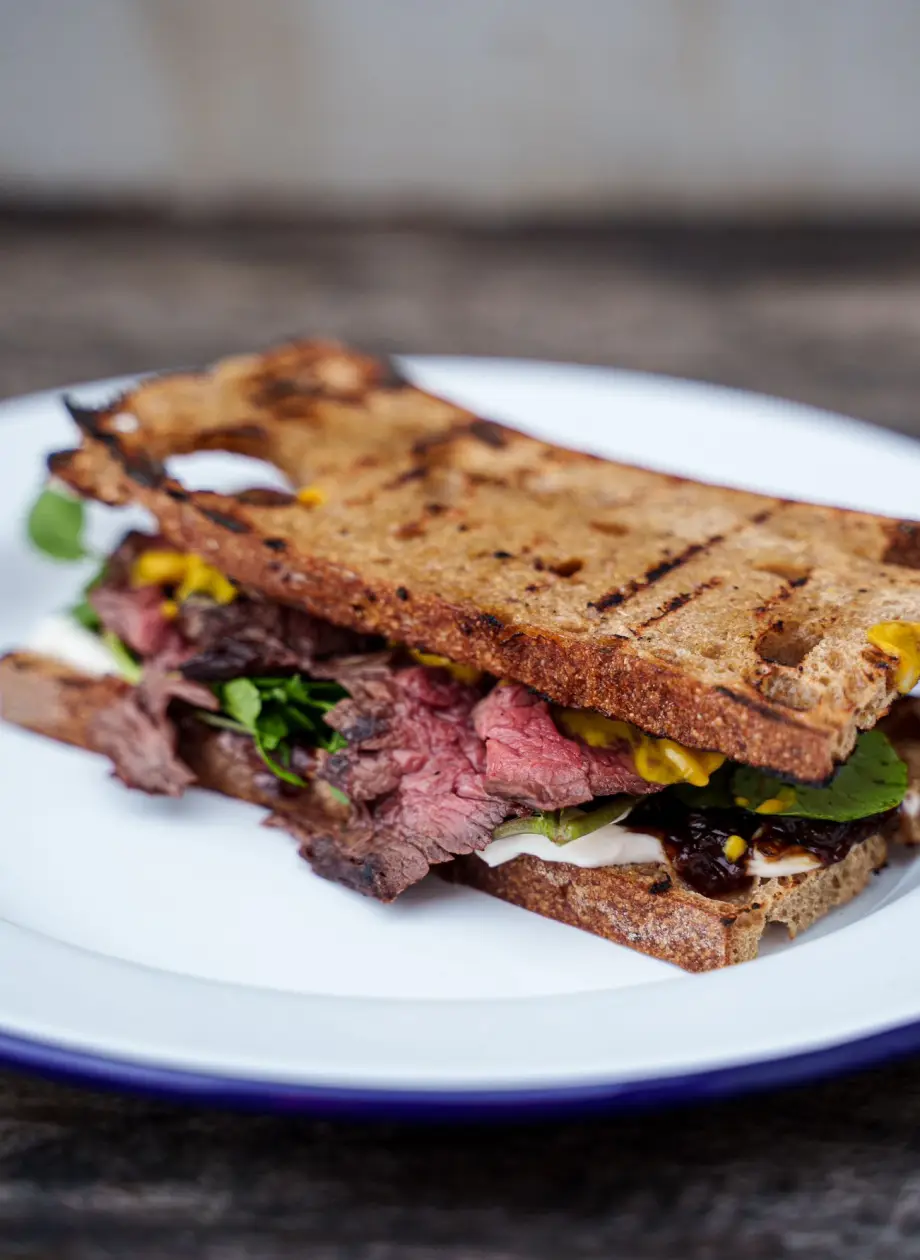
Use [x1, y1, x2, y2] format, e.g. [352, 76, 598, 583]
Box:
[0, 650, 890, 972]
[445, 839, 888, 972]
[52, 338, 920, 782]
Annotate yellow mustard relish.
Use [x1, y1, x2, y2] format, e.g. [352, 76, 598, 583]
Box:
[867, 621, 920, 693]
[130, 551, 237, 607]
[552, 708, 726, 788]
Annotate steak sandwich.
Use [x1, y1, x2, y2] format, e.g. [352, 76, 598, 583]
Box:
[4, 338, 920, 971]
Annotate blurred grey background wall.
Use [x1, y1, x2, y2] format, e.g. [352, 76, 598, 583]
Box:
[2, 0, 919, 219]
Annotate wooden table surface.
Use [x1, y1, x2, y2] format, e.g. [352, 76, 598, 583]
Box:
[2, 216, 920, 1259]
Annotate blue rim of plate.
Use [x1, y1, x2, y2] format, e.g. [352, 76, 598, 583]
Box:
[3, 1019, 920, 1120]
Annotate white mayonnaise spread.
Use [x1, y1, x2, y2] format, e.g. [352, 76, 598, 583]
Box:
[479, 824, 664, 870]
[28, 614, 117, 677]
[477, 817, 821, 879]
[748, 849, 820, 877]
[903, 789, 920, 819]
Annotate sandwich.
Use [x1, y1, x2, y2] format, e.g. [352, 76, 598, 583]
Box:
[3, 337, 920, 971]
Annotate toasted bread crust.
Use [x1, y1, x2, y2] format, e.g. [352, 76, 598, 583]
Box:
[446, 834, 888, 971]
[50, 339, 920, 780]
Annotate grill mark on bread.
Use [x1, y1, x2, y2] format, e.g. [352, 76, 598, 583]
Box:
[64, 399, 168, 488]
[751, 585, 793, 618]
[64, 397, 110, 438]
[197, 424, 270, 454]
[120, 449, 167, 489]
[409, 417, 510, 461]
[386, 466, 427, 489]
[374, 356, 412, 390]
[394, 520, 426, 540]
[635, 579, 723, 630]
[468, 419, 510, 448]
[47, 448, 79, 477]
[200, 507, 251, 534]
[714, 685, 815, 729]
[884, 521, 920, 569]
[588, 535, 725, 613]
[253, 377, 322, 406]
[235, 488, 296, 507]
[52, 340, 920, 782]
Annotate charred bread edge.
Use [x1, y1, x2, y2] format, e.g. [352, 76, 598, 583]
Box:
[445, 834, 888, 972]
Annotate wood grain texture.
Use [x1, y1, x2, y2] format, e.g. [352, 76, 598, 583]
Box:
[2, 217, 920, 1258]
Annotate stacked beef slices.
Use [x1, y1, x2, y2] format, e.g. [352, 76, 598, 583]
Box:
[88, 532, 893, 902]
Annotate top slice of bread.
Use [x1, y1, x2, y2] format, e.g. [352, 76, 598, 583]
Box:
[51, 338, 920, 781]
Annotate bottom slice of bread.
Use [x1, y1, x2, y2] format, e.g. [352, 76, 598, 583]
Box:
[0, 650, 888, 972]
[445, 835, 887, 971]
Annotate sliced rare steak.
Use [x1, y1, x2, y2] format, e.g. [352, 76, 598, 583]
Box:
[178, 597, 376, 682]
[87, 666, 217, 797]
[286, 656, 516, 897]
[472, 682, 660, 809]
[89, 530, 377, 679]
[90, 584, 185, 660]
[82, 533, 669, 895]
[272, 808, 434, 903]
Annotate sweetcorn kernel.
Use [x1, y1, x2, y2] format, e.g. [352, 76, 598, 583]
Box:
[723, 834, 748, 863]
[160, 599, 179, 620]
[297, 485, 327, 507]
[755, 787, 797, 815]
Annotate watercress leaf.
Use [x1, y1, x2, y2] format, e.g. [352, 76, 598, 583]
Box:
[27, 487, 88, 561]
[558, 796, 635, 842]
[254, 734, 308, 788]
[195, 710, 251, 736]
[71, 597, 102, 633]
[280, 676, 311, 704]
[101, 630, 143, 685]
[732, 729, 908, 822]
[83, 559, 109, 593]
[305, 681, 348, 700]
[220, 678, 262, 731]
[327, 785, 350, 806]
[492, 811, 560, 841]
[256, 710, 289, 751]
[284, 708, 320, 734]
[672, 764, 735, 811]
[321, 730, 348, 754]
[310, 698, 342, 714]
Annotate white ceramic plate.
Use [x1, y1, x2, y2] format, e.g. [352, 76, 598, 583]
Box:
[1, 357, 919, 1118]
